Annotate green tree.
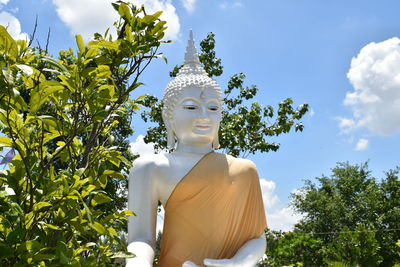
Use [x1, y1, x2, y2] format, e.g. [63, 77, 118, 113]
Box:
[0, 1, 168, 265]
[288, 162, 400, 266]
[261, 229, 322, 267]
[324, 225, 382, 266]
[140, 32, 309, 157]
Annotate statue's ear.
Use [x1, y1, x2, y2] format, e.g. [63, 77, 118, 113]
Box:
[162, 110, 169, 128]
[162, 111, 176, 150]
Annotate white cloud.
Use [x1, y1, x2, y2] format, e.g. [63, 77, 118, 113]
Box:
[337, 117, 356, 134]
[129, 135, 156, 156]
[260, 178, 302, 231]
[0, 0, 9, 11]
[219, 0, 242, 9]
[355, 138, 369, 151]
[180, 0, 196, 13]
[0, 11, 29, 40]
[267, 206, 303, 232]
[344, 37, 400, 136]
[52, 0, 180, 40]
[260, 178, 279, 210]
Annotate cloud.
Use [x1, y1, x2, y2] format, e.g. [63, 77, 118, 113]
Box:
[260, 178, 302, 231]
[337, 117, 356, 134]
[0, 0, 9, 5]
[355, 138, 369, 151]
[0, 11, 29, 40]
[180, 0, 196, 13]
[52, 0, 180, 40]
[219, 0, 242, 9]
[344, 37, 400, 136]
[129, 135, 156, 156]
[260, 178, 279, 210]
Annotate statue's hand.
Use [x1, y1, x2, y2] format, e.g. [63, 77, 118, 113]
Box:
[203, 258, 236, 267]
[182, 260, 201, 267]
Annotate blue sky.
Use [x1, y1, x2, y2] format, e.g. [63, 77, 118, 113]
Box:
[1, 0, 400, 231]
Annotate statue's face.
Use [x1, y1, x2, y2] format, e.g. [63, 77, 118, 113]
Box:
[171, 86, 222, 147]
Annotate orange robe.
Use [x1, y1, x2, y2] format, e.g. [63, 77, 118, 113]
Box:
[157, 152, 267, 267]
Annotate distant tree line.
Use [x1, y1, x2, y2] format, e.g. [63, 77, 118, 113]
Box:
[259, 162, 400, 267]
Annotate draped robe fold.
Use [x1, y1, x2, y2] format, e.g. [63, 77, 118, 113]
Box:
[156, 152, 267, 267]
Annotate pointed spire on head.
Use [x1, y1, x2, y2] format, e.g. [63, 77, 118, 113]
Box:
[176, 30, 207, 77]
[184, 29, 200, 64]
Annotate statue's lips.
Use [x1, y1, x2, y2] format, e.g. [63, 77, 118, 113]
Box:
[194, 124, 211, 130]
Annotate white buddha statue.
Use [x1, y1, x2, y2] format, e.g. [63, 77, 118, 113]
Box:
[126, 30, 267, 267]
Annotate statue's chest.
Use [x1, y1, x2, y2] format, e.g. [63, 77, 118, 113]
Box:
[157, 156, 203, 206]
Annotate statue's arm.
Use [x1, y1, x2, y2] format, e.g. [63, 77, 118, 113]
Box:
[126, 158, 158, 267]
[202, 159, 267, 267]
[202, 234, 266, 267]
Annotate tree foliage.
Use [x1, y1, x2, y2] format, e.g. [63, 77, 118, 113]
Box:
[0, 2, 168, 265]
[261, 229, 322, 267]
[266, 162, 400, 267]
[140, 32, 309, 157]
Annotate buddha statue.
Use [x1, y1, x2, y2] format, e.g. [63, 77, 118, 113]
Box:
[126, 30, 267, 267]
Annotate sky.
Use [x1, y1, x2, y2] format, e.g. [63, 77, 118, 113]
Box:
[1, 0, 400, 231]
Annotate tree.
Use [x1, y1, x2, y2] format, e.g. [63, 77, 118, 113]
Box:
[140, 32, 309, 157]
[287, 162, 400, 266]
[261, 229, 322, 267]
[0, 1, 168, 265]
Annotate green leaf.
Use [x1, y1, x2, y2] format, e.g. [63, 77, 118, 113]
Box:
[91, 193, 112, 206]
[125, 25, 133, 42]
[16, 64, 33, 76]
[33, 202, 52, 211]
[111, 251, 135, 259]
[98, 175, 108, 189]
[85, 47, 98, 58]
[93, 110, 109, 122]
[25, 240, 41, 251]
[76, 34, 85, 53]
[88, 40, 120, 50]
[44, 223, 62, 230]
[30, 81, 64, 113]
[2, 67, 14, 85]
[91, 221, 107, 234]
[108, 227, 118, 236]
[0, 25, 18, 59]
[25, 212, 34, 229]
[40, 56, 68, 73]
[155, 54, 168, 64]
[103, 170, 125, 180]
[118, 3, 132, 20]
[0, 136, 13, 147]
[43, 132, 61, 145]
[82, 184, 97, 198]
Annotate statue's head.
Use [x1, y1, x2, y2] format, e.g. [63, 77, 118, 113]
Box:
[162, 30, 223, 149]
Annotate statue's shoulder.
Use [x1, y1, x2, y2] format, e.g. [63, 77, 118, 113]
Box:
[221, 153, 258, 175]
[130, 153, 169, 175]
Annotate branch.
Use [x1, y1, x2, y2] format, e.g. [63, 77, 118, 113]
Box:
[45, 27, 51, 54]
[28, 15, 38, 47]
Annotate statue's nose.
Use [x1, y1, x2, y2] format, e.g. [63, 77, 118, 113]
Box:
[199, 105, 208, 118]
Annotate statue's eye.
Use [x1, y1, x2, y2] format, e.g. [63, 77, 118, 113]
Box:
[183, 105, 198, 110]
[208, 106, 219, 111]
